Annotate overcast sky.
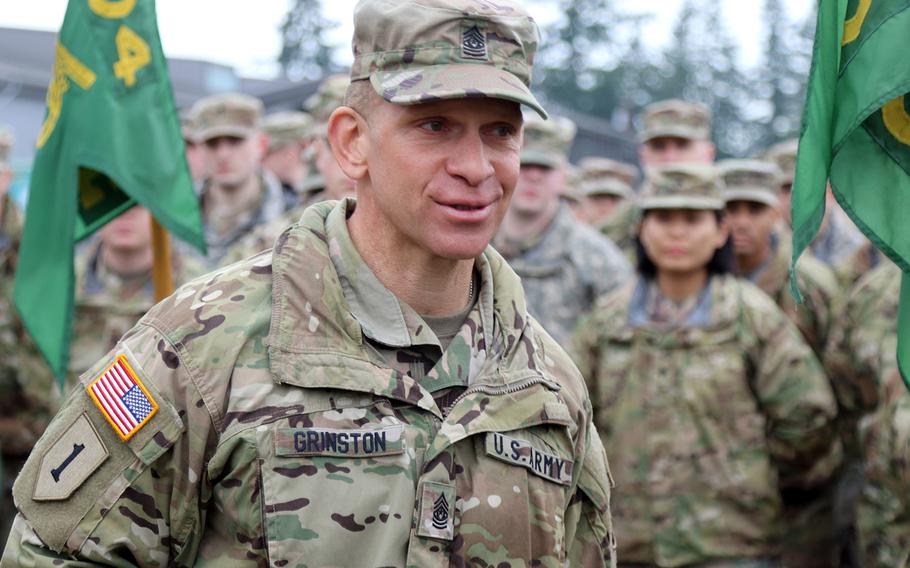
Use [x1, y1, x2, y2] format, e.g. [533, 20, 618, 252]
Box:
[1, 0, 814, 78]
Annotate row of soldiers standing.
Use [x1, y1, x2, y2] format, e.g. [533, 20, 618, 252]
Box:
[0, 77, 905, 565]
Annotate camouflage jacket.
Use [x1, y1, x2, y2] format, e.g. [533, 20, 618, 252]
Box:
[572, 275, 841, 567]
[809, 209, 865, 267]
[0, 196, 56, 459]
[68, 239, 205, 383]
[496, 206, 632, 345]
[747, 235, 840, 358]
[4, 200, 616, 567]
[833, 240, 883, 289]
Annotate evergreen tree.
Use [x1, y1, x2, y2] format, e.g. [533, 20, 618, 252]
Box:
[278, 0, 341, 81]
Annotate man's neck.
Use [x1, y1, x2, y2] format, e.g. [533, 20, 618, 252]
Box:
[655, 268, 708, 303]
[735, 243, 772, 277]
[347, 204, 474, 317]
[205, 175, 262, 235]
[100, 245, 154, 278]
[498, 200, 559, 249]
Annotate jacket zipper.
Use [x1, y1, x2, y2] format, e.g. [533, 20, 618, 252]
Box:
[443, 375, 561, 417]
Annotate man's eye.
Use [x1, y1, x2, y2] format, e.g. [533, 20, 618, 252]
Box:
[489, 125, 515, 137]
[420, 120, 445, 132]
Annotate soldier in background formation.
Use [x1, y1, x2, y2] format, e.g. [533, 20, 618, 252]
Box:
[262, 110, 314, 210]
[0, 126, 55, 547]
[179, 109, 209, 186]
[69, 206, 204, 382]
[577, 156, 637, 235]
[185, 93, 286, 268]
[494, 113, 632, 343]
[572, 164, 841, 568]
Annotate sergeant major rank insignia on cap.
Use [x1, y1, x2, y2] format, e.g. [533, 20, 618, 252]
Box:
[87, 355, 158, 441]
[462, 24, 487, 60]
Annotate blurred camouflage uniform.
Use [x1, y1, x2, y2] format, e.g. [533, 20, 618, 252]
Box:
[67, 237, 205, 384]
[579, 158, 638, 259]
[2, 0, 616, 564]
[719, 159, 840, 357]
[0, 127, 56, 546]
[572, 165, 841, 567]
[182, 94, 286, 269]
[824, 261, 906, 567]
[495, 115, 632, 344]
[720, 159, 845, 567]
[834, 240, 884, 288]
[262, 110, 314, 211]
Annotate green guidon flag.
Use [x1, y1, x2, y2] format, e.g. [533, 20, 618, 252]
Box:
[791, 0, 910, 388]
[14, 0, 205, 382]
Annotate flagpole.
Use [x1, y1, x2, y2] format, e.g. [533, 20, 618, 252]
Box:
[150, 216, 174, 302]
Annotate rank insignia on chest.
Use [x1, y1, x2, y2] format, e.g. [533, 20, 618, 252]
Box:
[485, 432, 574, 485]
[417, 481, 455, 541]
[87, 355, 158, 441]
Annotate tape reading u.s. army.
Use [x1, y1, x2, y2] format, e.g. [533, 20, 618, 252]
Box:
[275, 426, 405, 458]
[485, 432, 573, 486]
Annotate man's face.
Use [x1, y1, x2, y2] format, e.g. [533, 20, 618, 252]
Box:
[314, 137, 355, 201]
[585, 194, 622, 226]
[639, 208, 729, 274]
[639, 136, 715, 168]
[184, 140, 209, 183]
[510, 163, 565, 216]
[357, 97, 523, 260]
[99, 206, 152, 253]
[263, 141, 305, 184]
[725, 200, 779, 261]
[203, 133, 266, 188]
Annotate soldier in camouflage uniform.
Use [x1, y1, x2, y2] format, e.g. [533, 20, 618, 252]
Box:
[573, 164, 841, 568]
[179, 108, 208, 186]
[577, 157, 637, 231]
[2, 1, 616, 565]
[718, 159, 844, 567]
[719, 159, 839, 357]
[182, 93, 287, 269]
[495, 114, 631, 344]
[262, 110, 314, 211]
[0, 126, 56, 546]
[824, 261, 904, 567]
[69, 206, 204, 383]
[221, 76, 358, 266]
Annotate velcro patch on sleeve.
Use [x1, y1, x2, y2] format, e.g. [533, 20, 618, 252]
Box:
[485, 432, 574, 486]
[86, 354, 158, 441]
[275, 426, 405, 458]
[32, 412, 108, 501]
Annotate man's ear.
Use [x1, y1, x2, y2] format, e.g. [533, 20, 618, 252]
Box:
[327, 107, 369, 181]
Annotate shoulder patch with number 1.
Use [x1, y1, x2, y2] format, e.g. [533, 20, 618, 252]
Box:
[87, 355, 158, 441]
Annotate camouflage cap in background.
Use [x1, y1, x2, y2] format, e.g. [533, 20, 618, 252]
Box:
[560, 163, 584, 204]
[263, 111, 313, 151]
[0, 125, 13, 168]
[639, 99, 712, 143]
[178, 109, 200, 144]
[639, 163, 724, 210]
[717, 159, 782, 208]
[350, 0, 547, 118]
[191, 93, 264, 143]
[763, 138, 798, 187]
[305, 75, 351, 124]
[578, 157, 638, 198]
[521, 114, 576, 168]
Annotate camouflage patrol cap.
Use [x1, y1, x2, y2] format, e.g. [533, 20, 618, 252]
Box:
[639, 99, 712, 143]
[350, 0, 547, 118]
[191, 93, 264, 142]
[718, 159, 782, 208]
[578, 157, 637, 198]
[263, 111, 313, 150]
[763, 138, 798, 186]
[179, 109, 199, 144]
[639, 163, 724, 210]
[561, 164, 584, 204]
[521, 114, 576, 168]
[305, 75, 351, 123]
[0, 125, 13, 168]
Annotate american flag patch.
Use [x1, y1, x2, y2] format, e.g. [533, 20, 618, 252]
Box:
[87, 355, 158, 441]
